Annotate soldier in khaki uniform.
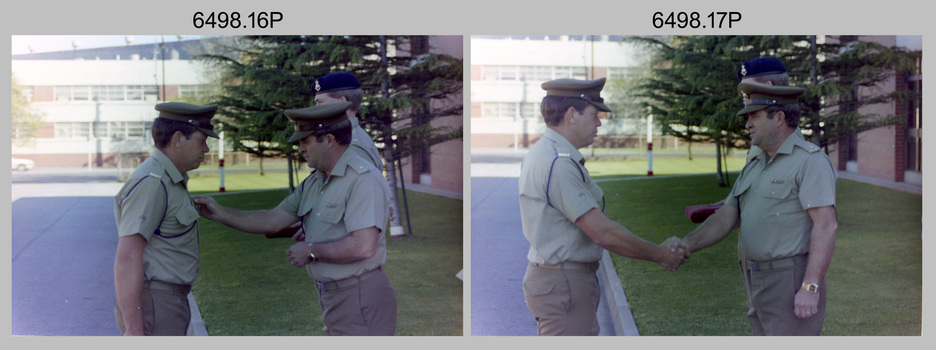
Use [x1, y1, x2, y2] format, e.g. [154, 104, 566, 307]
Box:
[312, 72, 383, 170]
[680, 82, 838, 335]
[193, 102, 397, 336]
[113, 102, 219, 336]
[519, 78, 688, 336]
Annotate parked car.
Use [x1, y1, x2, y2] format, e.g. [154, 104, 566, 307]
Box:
[12, 158, 35, 171]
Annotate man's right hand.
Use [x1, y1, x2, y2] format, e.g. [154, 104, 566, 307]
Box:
[659, 236, 690, 271]
[192, 196, 221, 220]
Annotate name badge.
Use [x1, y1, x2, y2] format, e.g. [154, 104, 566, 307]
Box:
[770, 179, 785, 184]
[326, 202, 337, 208]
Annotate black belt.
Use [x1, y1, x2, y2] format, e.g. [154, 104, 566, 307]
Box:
[748, 254, 807, 272]
[316, 266, 383, 292]
[144, 280, 192, 294]
[531, 261, 600, 271]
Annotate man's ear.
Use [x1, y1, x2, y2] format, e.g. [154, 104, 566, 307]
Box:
[170, 131, 185, 148]
[774, 111, 786, 126]
[564, 106, 577, 125]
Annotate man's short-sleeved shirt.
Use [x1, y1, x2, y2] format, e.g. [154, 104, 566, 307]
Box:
[114, 149, 200, 285]
[350, 118, 383, 171]
[278, 149, 390, 282]
[519, 128, 605, 265]
[725, 129, 837, 261]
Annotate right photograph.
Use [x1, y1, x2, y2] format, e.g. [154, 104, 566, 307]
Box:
[469, 35, 922, 336]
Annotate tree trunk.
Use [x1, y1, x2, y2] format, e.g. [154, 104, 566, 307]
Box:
[287, 153, 295, 192]
[379, 35, 406, 237]
[687, 139, 694, 160]
[715, 139, 726, 187]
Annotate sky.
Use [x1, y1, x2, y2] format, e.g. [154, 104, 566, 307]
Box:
[11, 35, 214, 55]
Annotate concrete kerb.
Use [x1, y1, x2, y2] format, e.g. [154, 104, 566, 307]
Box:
[599, 251, 640, 336]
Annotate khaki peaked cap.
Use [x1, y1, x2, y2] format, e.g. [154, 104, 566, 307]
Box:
[155, 102, 219, 138]
[541, 78, 611, 112]
[737, 81, 805, 116]
[284, 102, 352, 143]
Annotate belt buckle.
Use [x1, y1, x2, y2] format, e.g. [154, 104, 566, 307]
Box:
[316, 281, 327, 291]
[749, 260, 760, 271]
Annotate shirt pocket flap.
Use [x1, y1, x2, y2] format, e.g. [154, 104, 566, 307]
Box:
[316, 202, 344, 224]
[762, 183, 795, 199]
[175, 205, 200, 226]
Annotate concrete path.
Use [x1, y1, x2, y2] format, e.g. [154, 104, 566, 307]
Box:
[10, 180, 209, 336]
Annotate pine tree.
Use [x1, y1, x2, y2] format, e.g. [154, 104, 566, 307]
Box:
[627, 35, 919, 186]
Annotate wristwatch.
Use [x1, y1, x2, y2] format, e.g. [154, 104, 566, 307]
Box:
[802, 282, 819, 294]
[306, 242, 319, 263]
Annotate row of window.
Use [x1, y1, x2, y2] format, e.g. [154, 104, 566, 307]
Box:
[54, 121, 153, 139]
[52, 85, 210, 102]
[480, 66, 642, 83]
[481, 65, 589, 82]
[481, 102, 540, 119]
[473, 35, 628, 42]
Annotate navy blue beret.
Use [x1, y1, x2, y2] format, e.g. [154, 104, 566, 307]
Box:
[737, 56, 787, 80]
[312, 72, 361, 95]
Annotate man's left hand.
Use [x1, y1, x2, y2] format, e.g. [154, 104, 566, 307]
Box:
[794, 288, 820, 319]
[286, 242, 312, 267]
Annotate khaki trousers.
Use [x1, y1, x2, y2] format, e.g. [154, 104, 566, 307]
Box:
[316, 267, 397, 336]
[114, 280, 191, 336]
[522, 261, 601, 336]
[741, 256, 826, 336]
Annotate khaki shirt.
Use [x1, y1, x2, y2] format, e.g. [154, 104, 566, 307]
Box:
[519, 128, 605, 265]
[350, 118, 383, 171]
[278, 149, 390, 282]
[725, 129, 837, 261]
[114, 149, 200, 285]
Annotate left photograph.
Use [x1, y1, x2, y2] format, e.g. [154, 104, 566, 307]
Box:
[11, 35, 464, 336]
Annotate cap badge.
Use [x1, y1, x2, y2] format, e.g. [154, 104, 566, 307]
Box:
[741, 64, 748, 76]
[314, 80, 321, 92]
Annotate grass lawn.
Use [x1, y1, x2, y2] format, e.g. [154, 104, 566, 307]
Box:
[190, 174, 463, 336]
[585, 156, 748, 180]
[598, 174, 922, 335]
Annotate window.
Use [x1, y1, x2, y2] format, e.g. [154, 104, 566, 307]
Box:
[481, 102, 539, 119]
[179, 85, 210, 99]
[91, 121, 153, 139]
[55, 122, 91, 138]
[483, 65, 587, 82]
[54, 85, 160, 101]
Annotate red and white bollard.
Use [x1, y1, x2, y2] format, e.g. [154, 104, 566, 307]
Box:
[647, 142, 654, 176]
[219, 158, 226, 192]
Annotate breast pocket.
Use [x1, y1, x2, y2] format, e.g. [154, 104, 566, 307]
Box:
[315, 201, 345, 224]
[762, 182, 796, 200]
[175, 205, 200, 227]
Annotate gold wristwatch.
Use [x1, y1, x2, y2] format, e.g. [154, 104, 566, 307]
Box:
[802, 282, 819, 294]
[307, 242, 319, 263]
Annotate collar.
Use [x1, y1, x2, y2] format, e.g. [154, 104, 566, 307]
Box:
[349, 116, 360, 129]
[316, 147, 355, 180]
[152, 148, 188, 184]
[543, 128, 586, 165]
[750, 128, 804, 162]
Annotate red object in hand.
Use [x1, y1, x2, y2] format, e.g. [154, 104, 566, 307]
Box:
[264, 225, 301, 239]
[685, 201, 724, 223]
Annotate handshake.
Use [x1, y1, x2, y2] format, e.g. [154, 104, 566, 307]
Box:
[658, 237, 690, 272]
